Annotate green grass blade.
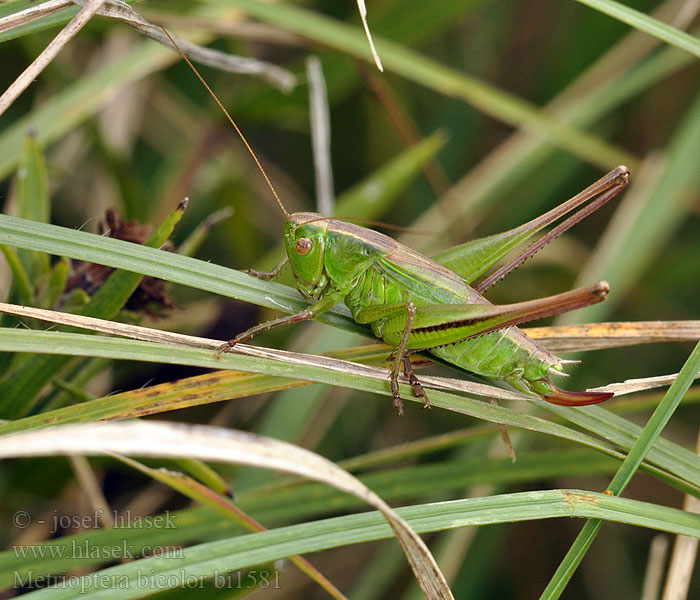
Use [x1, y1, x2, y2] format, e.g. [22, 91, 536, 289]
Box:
[7, 490, 700, 599]
[0, 213, 363, 333]
[36, 258, 69, 310]
[540, 339, 700, 599]
[538, 402, 700, 493]
[16, 131, 50, 278]
[335, 131, 447, 218]
[0, 245, 33, 305]
[0, 0, 35, 18]
[0, 421, 454, 599]
[1, 2, 698, 595]
[2, 327, 700, 496]
[0, 450, 612, 586]
[611, 401, 700, 493]
[0, 205, 184, 418]
[411, 25, 696, 244]
[1, 211, 700, 492]
[79, 204, 185, 319]
[0, 328, 615, 447]
[575, 0, 700, 59]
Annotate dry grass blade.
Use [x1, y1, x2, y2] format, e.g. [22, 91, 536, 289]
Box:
[591, 373, 700, 396]
[2, 303, 697, 402]
[641, 535, 669, 600]
[0, 301, 225, 350]
[111, 454, 347, 600]
[0, 0, 107, 117]
[307, 55, 334, 215]
[356, 0, 383, 71]
[98, 0, 295, 90]
[0, 0, 69, 34]
[0, 302, 530, 401]
[4, 302, 697, 402]
[526, 321, 700, 352]
[661, 431, 700, 600]
[0, 421, 454, 599]
[68, 455, 113, 527]
[0, 0, 295, 90]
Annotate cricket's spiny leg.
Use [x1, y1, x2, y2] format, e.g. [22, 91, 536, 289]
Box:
[242, 257, 288, 281]
[220, 291, 343, 354]
[387, 302, 417, 416]
[218, 310, 314, 353]
[402, 354, 430, 410]
[387, 353, 402, 416]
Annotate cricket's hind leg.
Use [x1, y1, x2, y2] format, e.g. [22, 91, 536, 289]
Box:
[386, 350, 430, 415]
[387, 354, 404, 416]
[386, 302, 430, 415]
[402, 354, 431, 410]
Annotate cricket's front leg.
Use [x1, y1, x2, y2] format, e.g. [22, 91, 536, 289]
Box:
[218, 290, 344, 353]
[241, 257, 288, 280]
[219, 309, 314, 352]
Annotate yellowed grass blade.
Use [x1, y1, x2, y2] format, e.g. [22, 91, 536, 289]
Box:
[526, 321, 700, 352]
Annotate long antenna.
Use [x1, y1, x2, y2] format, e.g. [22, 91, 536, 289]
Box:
[160, 27, 289, 218]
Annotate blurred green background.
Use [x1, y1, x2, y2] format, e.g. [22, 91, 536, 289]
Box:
[1, 0, 699, 598]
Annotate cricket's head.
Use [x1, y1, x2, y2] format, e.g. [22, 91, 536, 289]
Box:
[284, 212, 330, 300]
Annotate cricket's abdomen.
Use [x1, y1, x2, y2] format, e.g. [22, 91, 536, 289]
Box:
[343, 259, 559, 393]
[428, 327, 552, 389]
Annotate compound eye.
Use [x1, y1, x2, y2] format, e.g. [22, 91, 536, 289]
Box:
[295, 237, 312, 256]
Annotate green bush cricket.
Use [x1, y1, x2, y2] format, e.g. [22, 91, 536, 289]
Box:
[171, 33, 629, 415]
[223, 167, 628, 415]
